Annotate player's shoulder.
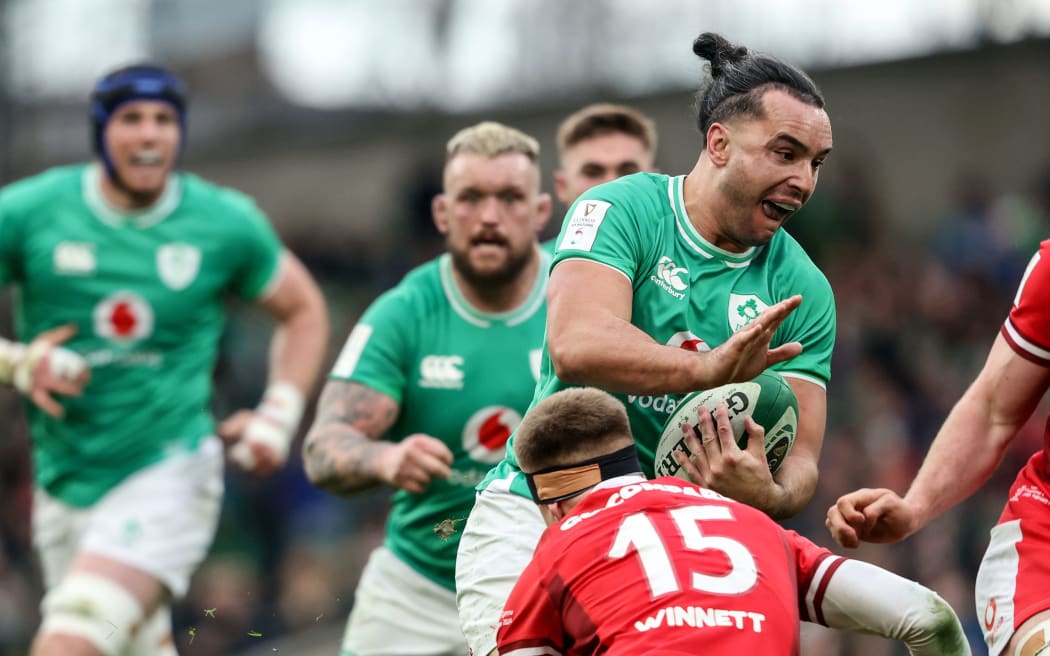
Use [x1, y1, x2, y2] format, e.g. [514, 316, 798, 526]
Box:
[0, 164, 86, 210]
[764, 230, 832, 291]
[369, 255, 447, 316]
[579, 171, 671, 208]
[177, 171, 266, 221]
[1036, 238, 1050, 261]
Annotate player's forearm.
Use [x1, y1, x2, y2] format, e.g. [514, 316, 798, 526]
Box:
[302, 424, 389, 496]
[817, 560, 970, 655]
[547, 315, 714, 394]
[903, 393, 1016, 528]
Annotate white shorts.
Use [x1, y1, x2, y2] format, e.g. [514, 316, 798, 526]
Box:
[455, 476, 546, 656]
[32, 437, 224, 598]
[975, 451, 1050, 656]
[341, 546, 465, 656]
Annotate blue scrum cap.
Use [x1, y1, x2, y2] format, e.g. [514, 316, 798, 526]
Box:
[90, 64, 188, 177]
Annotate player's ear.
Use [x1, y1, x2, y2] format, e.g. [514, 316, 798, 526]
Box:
[534, 192, 553, 233]
[706, 123, 731, 167]
[549, 500, 568, 523]
[432, 194, 450, 234]
[553, 169, 570, 206]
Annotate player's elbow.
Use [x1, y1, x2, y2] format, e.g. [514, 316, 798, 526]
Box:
[547, 335, 588, 384]
[898, 590, 970, 655]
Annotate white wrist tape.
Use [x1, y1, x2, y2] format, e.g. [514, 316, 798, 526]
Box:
[0, 339, 27, 387]
[0, 338, 87, 395]
[231, 381, 306, 469]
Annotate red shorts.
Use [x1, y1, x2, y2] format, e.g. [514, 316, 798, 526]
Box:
[975, 450, 1050, 656]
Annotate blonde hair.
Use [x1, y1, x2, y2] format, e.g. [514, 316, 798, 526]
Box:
[446, 121, 540, 163]
[556, 103, 657, 160]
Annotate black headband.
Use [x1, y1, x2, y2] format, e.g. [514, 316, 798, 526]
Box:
[523, 443, 643, 504]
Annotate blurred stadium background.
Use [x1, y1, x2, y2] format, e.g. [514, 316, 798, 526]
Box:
[3, 1, 1050, 654]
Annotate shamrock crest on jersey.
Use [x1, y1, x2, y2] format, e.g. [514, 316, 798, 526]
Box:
[156, 243, 201, 290]
[728, 293, 769, 333]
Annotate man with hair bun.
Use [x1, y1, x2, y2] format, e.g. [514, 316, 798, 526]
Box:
[0, 63, 329, 655]
[303, 121, 552, 656]
[458, 32, 837, 656]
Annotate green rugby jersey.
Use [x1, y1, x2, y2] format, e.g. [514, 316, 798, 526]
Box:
[482, 172, 836, 498]
[0, 164, 284, 506]
[329, 250, 549, 590]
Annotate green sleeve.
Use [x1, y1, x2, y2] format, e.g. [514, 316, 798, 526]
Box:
[773, 268, 836, 385]
[229, 198, 284, 300]
[327, 287, 416, 404]
[551, 182, 646, 282]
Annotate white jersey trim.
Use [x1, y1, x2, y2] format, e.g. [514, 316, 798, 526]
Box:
[553, 257, 632, 284]
[254, 251, 288, 302]
[669, 176, 761, 266]
[83, 164, 182, 229]
[501, 647, 563, 656]
[1004, 318, 1050, 363]
[440, 249, 551, 328]
[780, 371, 828, 390]
[804, 553, 842, 621]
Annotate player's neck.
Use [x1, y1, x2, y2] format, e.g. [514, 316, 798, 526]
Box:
[98, 169, 168, 211]
[682, 159, 748, 253]
[452, 245, 541, 314]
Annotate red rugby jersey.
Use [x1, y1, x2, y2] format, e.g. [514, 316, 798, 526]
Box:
[497, 477, 844, 656]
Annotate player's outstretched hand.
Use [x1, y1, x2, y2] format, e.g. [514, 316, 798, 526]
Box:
[825, 488, 918, 548]
[704, 295, 803, 387]
[220, 409, 287, 477]
[674, 405, 779, 510]
[375, 434, 454, 494]
[18, 324, 90, 418]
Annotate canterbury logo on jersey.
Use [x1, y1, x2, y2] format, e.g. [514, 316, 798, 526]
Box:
[419, 355, 464, 389]
[53, 242, 96, 275]
[651, 256, 687, 299]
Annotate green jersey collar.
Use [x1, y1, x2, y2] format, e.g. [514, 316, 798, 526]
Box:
[669, 175, 761, 268]
[440, 247, 550, 328]
[83, 164, 181, 229]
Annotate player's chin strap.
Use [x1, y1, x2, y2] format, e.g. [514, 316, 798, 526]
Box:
[524, 444, 643, 504]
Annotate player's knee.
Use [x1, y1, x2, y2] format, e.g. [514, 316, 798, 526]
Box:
[1014, 617, 1050, 656]
[38, 574, 145, 656]
[127, 606, 176, 656]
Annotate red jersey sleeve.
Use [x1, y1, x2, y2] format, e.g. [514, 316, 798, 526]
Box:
[782, 529, 846, 626]
[497, 552, 566, 656]
[1002, 241, 1050, 366]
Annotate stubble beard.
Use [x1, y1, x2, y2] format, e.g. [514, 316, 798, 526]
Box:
[717, 171, 775, 249]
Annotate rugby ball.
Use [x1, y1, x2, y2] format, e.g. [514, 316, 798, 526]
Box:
[653, 369, 798, 478]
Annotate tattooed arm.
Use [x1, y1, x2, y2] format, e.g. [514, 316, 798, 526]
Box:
[302, 380, 454, 496]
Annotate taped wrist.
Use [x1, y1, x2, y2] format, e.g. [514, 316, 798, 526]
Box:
[0, 339, 27, 387]
[233, 381, 306, 466]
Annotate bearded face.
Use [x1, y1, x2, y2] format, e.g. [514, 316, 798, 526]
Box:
[435, 152, 550, 290]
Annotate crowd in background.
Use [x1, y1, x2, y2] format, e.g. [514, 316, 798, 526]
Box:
[1, 149, 1048, 655]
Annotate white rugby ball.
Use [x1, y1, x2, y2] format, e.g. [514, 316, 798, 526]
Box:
[653, 369, 798, 478]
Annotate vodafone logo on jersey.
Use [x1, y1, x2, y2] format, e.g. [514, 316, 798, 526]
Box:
[93, 291, 154, 342]
[462, 406, 522, 464]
